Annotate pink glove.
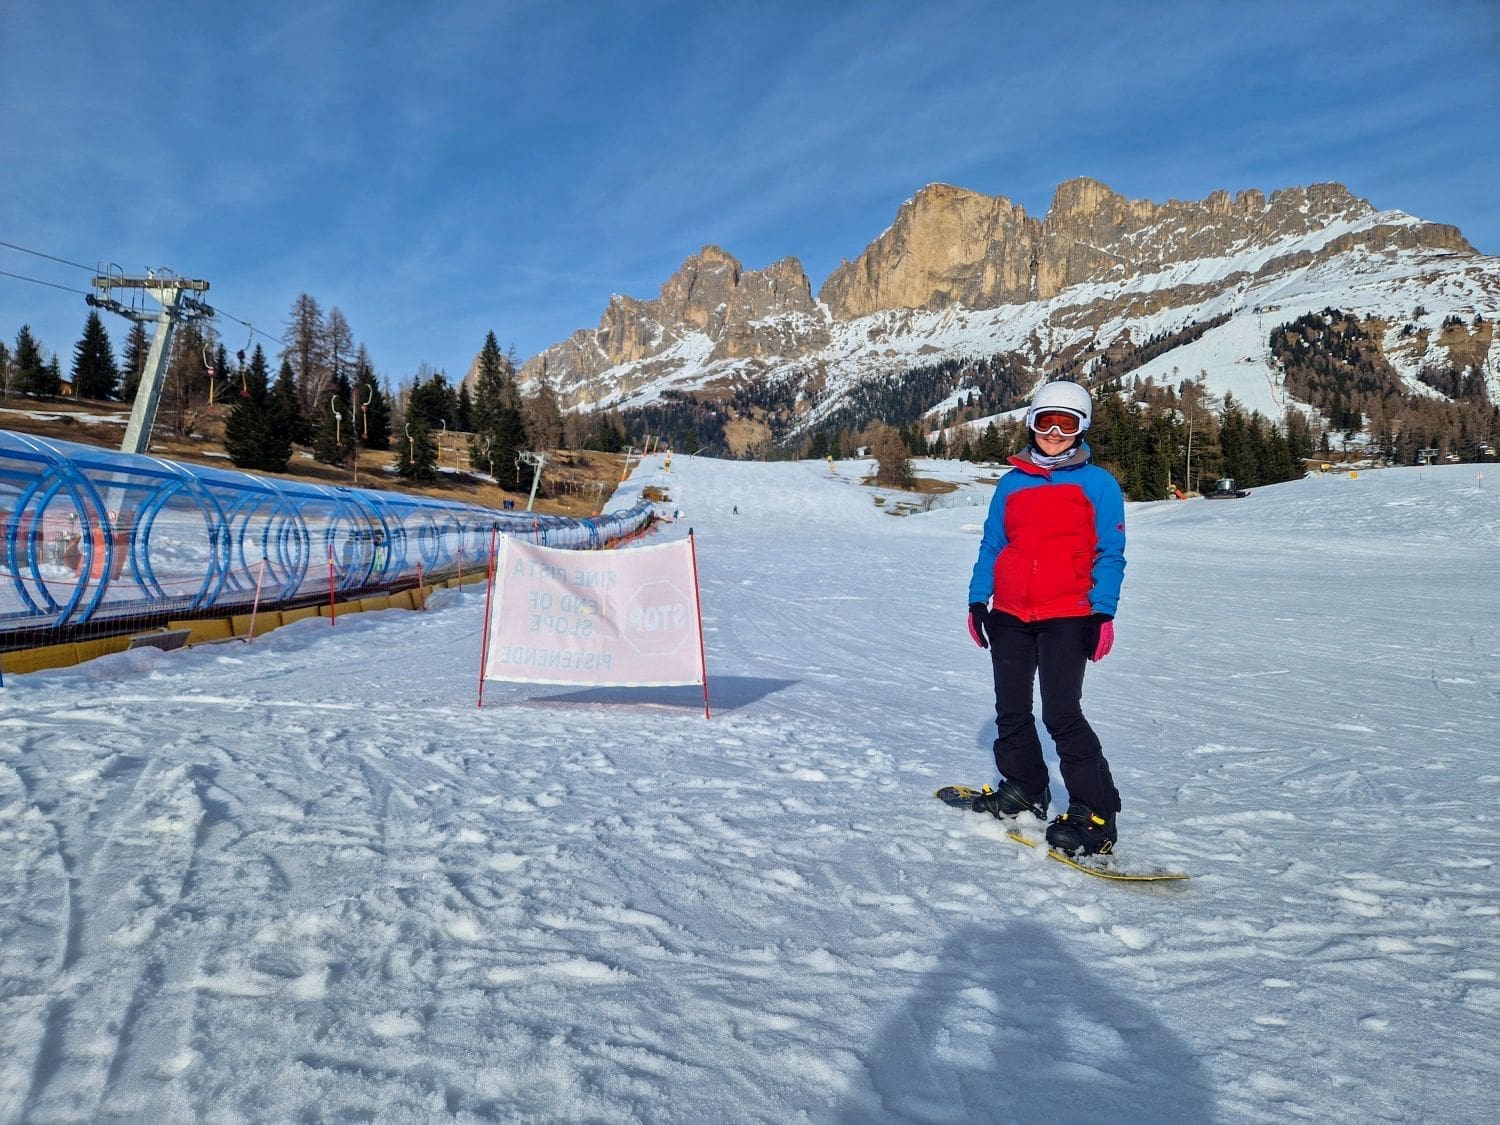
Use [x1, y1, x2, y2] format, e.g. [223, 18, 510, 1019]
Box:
[1090, 617, 1114, 662]
[968, 602, 989, 649]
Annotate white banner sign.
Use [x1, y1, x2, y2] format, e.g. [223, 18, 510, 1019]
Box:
[483, 536, 706, 688]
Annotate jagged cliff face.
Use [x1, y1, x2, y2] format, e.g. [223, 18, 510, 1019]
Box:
[819, 178, 1473, 319]
[818, 185, 1037, 317]
[513, 177, 1489, 427]
[519, 247, 828, 403]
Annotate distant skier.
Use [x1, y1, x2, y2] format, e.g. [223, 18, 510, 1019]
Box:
[965, 380, 1127, 855]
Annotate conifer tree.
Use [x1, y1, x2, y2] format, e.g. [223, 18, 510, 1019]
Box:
[313, 365, 355, 466]
[209, 343, 230, 406]
[1142, 410, 1176, 499]
[974, 421, 1005, 462]
[1218, 395, 1257, 486]
[163, 320, 209, 435]
[223, 346, 291, 472]
[524, 367, 565, 452]
[468, 333, 529, 491]
[347, 350, 385, 452]
[456, 383, 473, 432]
[868, 422, 915, 487]
[396, 412, 438, 481]
[363, 378, 393, 451]
[594, 409, 628, 452]
[72, 311, 119, 400]
[1244, 411, 1272, 487]
[270, 359, 304, 444]
[1264, 423, 1296, 483]
[1282, 408, 1315, 470]
[407, 372, 457, 430]
[324, 307, 353, 411]
[282, 293, 327, 433]
[122, 321, 149, 403]
[13, 325, 50, 395]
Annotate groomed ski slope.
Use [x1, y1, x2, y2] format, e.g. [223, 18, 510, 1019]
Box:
[2, 454, 1496, 1121]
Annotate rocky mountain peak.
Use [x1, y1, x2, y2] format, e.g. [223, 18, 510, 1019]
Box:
[658, 245, 741, 335]
[819, 183, 1036, 320]
[520, 245, 826, 403]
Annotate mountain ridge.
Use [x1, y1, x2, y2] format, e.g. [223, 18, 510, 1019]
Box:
[504, 177, 1496, 453]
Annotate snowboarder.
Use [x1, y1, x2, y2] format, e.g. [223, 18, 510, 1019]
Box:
[965, 380, 1127, 855]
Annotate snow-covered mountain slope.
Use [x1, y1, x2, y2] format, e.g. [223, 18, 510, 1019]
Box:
[2, 455, 1495, 1119]
[578, 242, 1499, 433]
[522, 181, 1499, 444]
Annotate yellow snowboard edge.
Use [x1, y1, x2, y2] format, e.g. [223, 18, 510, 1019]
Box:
[1007, 830, 1191, 882]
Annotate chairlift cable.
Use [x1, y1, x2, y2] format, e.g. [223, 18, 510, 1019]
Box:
[0, 268, 90, 295]
[0, 238, 95, 272]
[215, 308, 288, 350]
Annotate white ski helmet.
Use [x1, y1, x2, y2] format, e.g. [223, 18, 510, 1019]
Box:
[1026, 380, 1092, 433]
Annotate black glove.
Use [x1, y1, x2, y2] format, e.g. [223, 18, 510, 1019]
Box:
[967, 602, 990, 649]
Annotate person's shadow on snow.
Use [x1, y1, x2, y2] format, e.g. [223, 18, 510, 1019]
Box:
[835, 920, 1215, 1122]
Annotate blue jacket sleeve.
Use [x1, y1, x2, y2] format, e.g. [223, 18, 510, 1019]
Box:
[1085, 468, 1126, 616]
[968, 479, 1010, 605]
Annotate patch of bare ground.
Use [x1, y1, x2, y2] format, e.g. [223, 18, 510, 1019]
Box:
[858, 474, 959, 495]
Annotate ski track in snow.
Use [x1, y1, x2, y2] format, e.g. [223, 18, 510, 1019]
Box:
[1, 457, 1496, 1121]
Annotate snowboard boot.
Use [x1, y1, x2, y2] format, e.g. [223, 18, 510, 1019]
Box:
[1046, 803, 1117, 856]
[971, 779, 1050, 822]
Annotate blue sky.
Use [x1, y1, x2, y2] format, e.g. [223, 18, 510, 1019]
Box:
[2, 0, 1496, 386]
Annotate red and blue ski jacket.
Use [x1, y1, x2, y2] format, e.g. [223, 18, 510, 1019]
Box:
[967, 443, 1126, 621]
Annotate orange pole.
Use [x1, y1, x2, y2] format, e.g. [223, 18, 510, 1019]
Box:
[688, 528, 711, 720]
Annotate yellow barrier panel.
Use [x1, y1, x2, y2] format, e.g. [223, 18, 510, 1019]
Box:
[231, 611, 284, 639]
[6, 582, 448, 678]
[1, 642, 81, 674]
[74, 637, 131, 663]
[168, 618, 236, 645]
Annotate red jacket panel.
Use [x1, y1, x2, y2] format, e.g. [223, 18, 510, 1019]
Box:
[991, 482, 1098, 621]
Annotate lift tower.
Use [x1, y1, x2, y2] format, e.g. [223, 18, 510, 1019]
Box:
[88, 271, 213, 455]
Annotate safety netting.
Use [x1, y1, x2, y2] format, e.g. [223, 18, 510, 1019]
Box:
[0, 429, 653, 645]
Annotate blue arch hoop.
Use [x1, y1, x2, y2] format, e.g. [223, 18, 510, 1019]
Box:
[0, 429, 652, 642]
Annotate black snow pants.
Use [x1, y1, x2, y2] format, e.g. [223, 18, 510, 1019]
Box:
[985, 609, 1120, 815]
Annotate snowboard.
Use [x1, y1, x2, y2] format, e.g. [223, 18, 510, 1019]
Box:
[934, 785, 1190, 882]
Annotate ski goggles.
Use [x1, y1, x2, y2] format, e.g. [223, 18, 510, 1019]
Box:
[1029, 409, 1086, 437]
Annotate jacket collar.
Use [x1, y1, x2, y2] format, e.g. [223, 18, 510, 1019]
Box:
[1008, 441, 1092, 478]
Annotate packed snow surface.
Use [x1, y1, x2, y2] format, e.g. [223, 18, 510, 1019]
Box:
[2, 455, 1496, 1121]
